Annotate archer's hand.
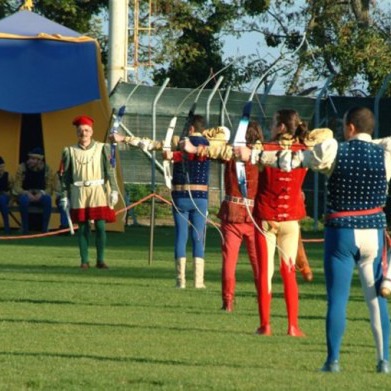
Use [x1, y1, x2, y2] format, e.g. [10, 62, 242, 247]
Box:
[109, 191, 119, 207]
[59, 197, 69, 211]
[109, 133, 125, 143]
[233, 146, 251, 162]
[162, 151, 173, 160]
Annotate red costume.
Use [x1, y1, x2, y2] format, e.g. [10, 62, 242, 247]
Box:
[254, 143, 307, 336]
[217, 159, 259, 311]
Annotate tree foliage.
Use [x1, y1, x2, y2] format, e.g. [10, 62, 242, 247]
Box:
[1, 1, 391, 96]
[253, 0, 391, 96]
[0, 1, 106, 32]
[148, 0, 269, 89]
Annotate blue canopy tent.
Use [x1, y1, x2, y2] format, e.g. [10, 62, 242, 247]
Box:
[0, 11, 101, 114]
[0, 10, 124, 231]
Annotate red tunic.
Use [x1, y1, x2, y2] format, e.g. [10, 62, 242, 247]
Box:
[217, 159, 259, 223]
[253, 143, 308, 222]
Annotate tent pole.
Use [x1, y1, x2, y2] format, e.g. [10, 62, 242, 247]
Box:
[108, 0, 129, 93]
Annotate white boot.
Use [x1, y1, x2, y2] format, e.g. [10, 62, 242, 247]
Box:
[175, 258, 186, 288]
[194, 257, 206, 289]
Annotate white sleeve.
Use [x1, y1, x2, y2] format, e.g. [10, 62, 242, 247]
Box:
[372, 137, 391, 181]
[301, 138, 338, 175]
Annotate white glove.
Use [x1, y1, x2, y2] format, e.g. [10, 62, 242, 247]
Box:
[59, 197, 69, 211]
[110, 191, 119, 207]
[277, 150, 293, 172]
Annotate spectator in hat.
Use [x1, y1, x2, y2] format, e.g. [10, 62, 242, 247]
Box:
[58, 115, 119, 269]
[13, 147, 53, 234]
[0, 156, 12, 234]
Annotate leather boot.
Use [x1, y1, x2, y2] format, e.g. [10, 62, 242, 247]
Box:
[296, 232, 313, 282]
[193, 257, 206, 288]
[175, 257, 186, 288]
[280, 261, 306, 337]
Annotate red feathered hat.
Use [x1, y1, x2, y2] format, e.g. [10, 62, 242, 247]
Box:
[72, 115, 94, 127]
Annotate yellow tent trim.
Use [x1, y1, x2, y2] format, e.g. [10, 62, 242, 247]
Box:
[0, 32, 95, 43]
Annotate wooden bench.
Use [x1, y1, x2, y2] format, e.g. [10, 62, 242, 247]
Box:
[8, 205, 62, 227]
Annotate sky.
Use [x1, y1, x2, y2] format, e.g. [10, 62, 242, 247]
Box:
[222, 32, 287, 95]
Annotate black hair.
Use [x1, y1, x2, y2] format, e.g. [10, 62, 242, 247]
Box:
[344, 106, 375, 135]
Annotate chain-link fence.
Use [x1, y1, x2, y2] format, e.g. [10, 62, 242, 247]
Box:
[110, 81, 391, 223]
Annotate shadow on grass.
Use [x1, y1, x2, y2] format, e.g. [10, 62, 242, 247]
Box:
[0, 349, 271, 369]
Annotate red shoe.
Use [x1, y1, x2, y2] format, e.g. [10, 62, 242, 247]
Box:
[80, 263, 89, 270]
[287, 325, 306, 337]
[300, 266, 313, 282]
[221, 301, 234, 312]
[256, 324, 272, 336]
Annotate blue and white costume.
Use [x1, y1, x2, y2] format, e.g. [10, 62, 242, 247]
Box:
[171, 132, 210, 288]
[301, 133, 391, 370]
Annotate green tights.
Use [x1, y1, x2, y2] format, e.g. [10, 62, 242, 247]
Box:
[78, 220, 106, 265]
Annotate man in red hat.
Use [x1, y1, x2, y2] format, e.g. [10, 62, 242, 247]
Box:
[58, 115, 119, 269]
[13, 147, 53, 234]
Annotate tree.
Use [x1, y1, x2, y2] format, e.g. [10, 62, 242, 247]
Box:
[247, 0, 391, 96]
[134, 0, 270, 89]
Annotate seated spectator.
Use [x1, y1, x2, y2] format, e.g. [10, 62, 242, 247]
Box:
[0, 156, 12, 234]
[13, 147, 53, 234]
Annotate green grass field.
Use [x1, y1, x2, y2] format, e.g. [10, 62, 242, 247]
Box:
[0, 225, 389, 390]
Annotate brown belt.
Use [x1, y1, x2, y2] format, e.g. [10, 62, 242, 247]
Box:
[172, 184, 208, 192]
[224, 195, 254, 206]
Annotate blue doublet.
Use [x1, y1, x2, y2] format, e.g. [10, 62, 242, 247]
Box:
[172, 135, 210, 200]
[327, 139, 387, 228]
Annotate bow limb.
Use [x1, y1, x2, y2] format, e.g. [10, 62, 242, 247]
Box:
[108, 84, 140, 169]
[109, 105, 126, 168]
[233, 76, 266, 200]
[163, 116, 177, 189]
